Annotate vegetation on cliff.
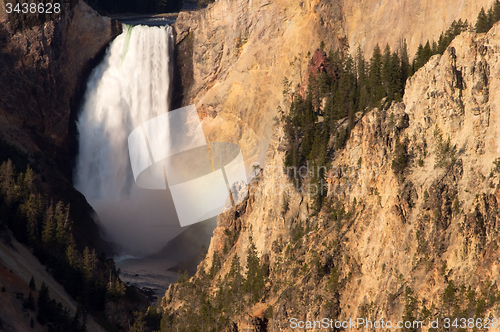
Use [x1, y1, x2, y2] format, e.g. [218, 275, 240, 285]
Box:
[475, 0, 500, 33]
[284, 42, 411, 209]
[0, 156, 139, 330]
[147, 4, 500, 331]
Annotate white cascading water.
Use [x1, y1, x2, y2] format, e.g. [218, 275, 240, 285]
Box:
[75, 24, 183, 255]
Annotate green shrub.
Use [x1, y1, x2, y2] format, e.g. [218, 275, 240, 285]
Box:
[434, 135, 456, 169]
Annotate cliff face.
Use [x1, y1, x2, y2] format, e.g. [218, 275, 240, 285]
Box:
[173, 0, 497, 176]
[0, 0, 120, 250]
[343, 0, 497, 56]
[163, 18, 500, 331]
[0, 0, 120, 168]
[173, 0, 345, 170]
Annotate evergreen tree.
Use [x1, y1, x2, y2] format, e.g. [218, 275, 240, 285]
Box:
[243, 239, 264, 304]
[389, 51, 403, 102]
[422, 41, 433, 61]
[42, 204, 55, 249]
[29, 276, 36, 291]
[494, 0, 500, 23]
[431, 41, 438, 55]
[21, 193, 40, 244]
[0, 159, 15, 204]
[369, 44, 384, 104]
[488, 8, 495, 28]
[83, 246, 93, 280]
[382, 44, 392, 98]
[437, 33, 447, 54]
[66, 242, 78, 269]
[226, 253, 244, 311]
[476, 8, 491, 33]
[413, 41, 433, 72]
[400, 40, 411, 87]
[355, 46, 369, 112]
[55, 202, 70, 247]
[413, 43, 424, 71]
[22, 166, 35, 194]
[131, 311, 147, 332]
[317, 71, 331, 97]
[37, 282, 50, 324]
[25, 291, 36, 311]
[391, 138, 408, 175]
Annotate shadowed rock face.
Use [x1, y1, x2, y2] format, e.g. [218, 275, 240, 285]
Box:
[0, 0, 121, 252]
[0, 0, 120, 171]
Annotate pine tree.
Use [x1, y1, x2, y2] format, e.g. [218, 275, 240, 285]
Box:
[355, 46, 369, 112]
[0, 159, 15, 204]
[66, 243, 78, 269]
[382, 44, 392, 97]
[55, 202, 71, 248]
[23, 291, 36, 311]
[422, 41, 433, 61]
[391, 138, 408, 175]
[413, 43, 424, 71]
[243, 239, 264, 304]
[22, 193, 40, 244]
[37, 282, 50, 324]
[91, 248, 98, 271]
[23, 166, 35, 194]
[431, 41, 438, 55]
[400, 40, 411, 87]
[369, 44, 384, 104]
[494, 0, 500, 23]
[42, 204, 55, 248]
[476, 8, 491, 33]
[226, 253, 244, 311]
[437, 33, 447, 54]
[29, 276, 36, 291]
[389, 51, 402, 102]
[317, 71, 331, 97]
[83, 246, 93, 280]
[131, 311, 147, 332]
[488, 8, 495, 28]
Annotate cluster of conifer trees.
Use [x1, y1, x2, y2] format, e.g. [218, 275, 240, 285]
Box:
[475, 1, 500, 33]
[283, 41, 412, 209]
[412, 19, 469, 72]
[283, 12, 484, 209]
[0, 159, 124, 329]
[126, 5, 500, 332]
[159, 239, 268, 331]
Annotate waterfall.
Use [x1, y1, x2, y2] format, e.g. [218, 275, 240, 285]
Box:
[74, 24, 181, 254]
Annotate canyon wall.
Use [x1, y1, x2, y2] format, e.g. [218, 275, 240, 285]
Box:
[165, 3, 500, 330]
[0, 0, 120, 250]
[174, 0, 497, 177]
[0, 0, 120, 168]
[173, 0, 344, 172]
[343, 0, 497, 56]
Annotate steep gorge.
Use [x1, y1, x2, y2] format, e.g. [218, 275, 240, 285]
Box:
[162, 1, 500, 331]
[172, 0, 498, 174]
[1, 0, 500, 330]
